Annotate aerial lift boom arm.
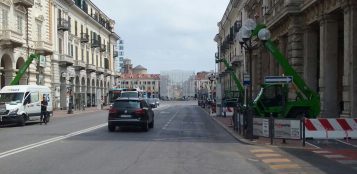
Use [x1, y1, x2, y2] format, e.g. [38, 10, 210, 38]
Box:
[10, 54, 39, 85]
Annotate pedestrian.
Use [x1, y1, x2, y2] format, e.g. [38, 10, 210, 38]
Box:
[40, 96, 48, 125]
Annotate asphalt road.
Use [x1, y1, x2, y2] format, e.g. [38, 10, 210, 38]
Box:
[0, 101, 268, 174]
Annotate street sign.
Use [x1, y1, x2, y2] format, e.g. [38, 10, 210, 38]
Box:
[39, 55, 46, 67]
[243, 74, 250, 86]
[265, 76, 293, 84]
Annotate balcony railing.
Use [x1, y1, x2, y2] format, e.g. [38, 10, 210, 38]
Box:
[33, 41, 53, 56]
[86, 64, 96, 72]
[0, 29, 24, 48]
[80, 33, 89, 43]
[91, 39, 100, 48]
[59, 54, 74, 65]
[100, 44, 106, 52]
[96, 67, 105, 74]
[113, 51, 118, 57]
[104, 69, 112, 75]
[58, 18, 70, 31]
[13, 0, 34, 8]
[74, 60, 86, 69]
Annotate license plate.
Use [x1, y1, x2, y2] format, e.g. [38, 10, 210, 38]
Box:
[120, 115, 132, 118]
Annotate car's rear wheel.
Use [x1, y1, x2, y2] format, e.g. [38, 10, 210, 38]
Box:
[108, 124, 115, 132]
[149, 120, 154, 128]
[142, 121, 149, 132]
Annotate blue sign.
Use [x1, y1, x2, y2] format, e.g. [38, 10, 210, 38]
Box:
[265, 76, 293, 84]
[243, 74, 250, 86]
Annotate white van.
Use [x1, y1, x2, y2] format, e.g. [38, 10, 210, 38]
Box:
[0, 85, 52, 126]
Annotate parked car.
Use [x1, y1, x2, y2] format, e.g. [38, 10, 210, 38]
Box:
[108, 98, 154, 132]
[154, 98, 160, 107]
[145, 98, 157, 108]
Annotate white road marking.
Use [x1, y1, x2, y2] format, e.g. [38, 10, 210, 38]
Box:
[162, 111, 179, 130]
[335, 139, 357, 148]
[0, 123, 107, 159]
[306, 141, 321, 149]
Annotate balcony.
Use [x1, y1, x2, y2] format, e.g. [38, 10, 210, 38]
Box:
[73, 60, 86, 70]
[91, 39, 100, 48]
[63, 0, 74, 5]
[230, 55, 243, 66]
[80, 33, 89, 43]
[96, 67, 105, 74]
[33, 41, 53, 56]
[113, 51, 118, 57]
[58, 18, 70, 31]
[100, 44, 106, 52]
[13, 0, 34, 8]
[59, 54, 74, 66]
[0, 29, 24, 48]
[86, 64, 96, 72]
[104, 69, 112, 76]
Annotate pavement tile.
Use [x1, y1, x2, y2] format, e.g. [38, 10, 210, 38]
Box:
[336, 160, 357, 165]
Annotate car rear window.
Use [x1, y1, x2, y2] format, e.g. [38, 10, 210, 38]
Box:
[113, 100, 140, 109]
[120, 92, 138, 98]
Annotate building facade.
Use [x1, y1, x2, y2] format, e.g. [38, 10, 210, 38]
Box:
[0, 0, 53, 89]
[216, 0, 357, 118]
[52, 0, 120, 110]
[117, 73, 160, 98]
[118, 39, 124, 73]
[195, 71, 216, 101]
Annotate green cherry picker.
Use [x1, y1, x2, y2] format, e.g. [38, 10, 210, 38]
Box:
[10, 54, 40, 85]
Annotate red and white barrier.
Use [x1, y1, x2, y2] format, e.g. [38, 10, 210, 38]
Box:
[305, 118, 357, 139]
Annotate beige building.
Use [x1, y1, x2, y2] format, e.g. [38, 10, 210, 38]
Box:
[52, 0, 120, 109]
[117, 73, 160, 98]
[216, 0, 357, 118]
[0, 0, 53, 88]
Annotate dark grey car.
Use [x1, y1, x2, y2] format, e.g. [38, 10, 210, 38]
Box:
[108, 98, 154, 132]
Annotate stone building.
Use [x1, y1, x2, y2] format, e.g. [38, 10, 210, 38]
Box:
[195, 71, 216, 100]
[117, 73, 160, 98]
[52, 0, 120, 110]
[0, 0, 53, 88]
[215, 0, 357, 118]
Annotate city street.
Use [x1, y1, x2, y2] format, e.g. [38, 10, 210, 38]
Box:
[0, 101, 354, 174]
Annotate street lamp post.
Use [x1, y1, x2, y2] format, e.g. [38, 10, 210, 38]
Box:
[236, 19, 272, 140]
[236, 19, 258, 139]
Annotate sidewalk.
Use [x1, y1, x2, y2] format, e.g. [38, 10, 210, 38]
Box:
[53, 106, 109, 118]
[204, 107, 316, 149]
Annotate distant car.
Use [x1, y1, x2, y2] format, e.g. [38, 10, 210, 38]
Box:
[145, 98, 157, 108]
[120, 91, 139, 98]
[154, 98, 160, 107]
[108, 98, 154, 132]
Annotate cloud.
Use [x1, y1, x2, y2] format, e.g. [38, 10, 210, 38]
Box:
[91, 0, 229, 73]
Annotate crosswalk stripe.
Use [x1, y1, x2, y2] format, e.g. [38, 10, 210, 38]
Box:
[324, 154, 345, 159]
[337, 160, 357, 165]
[255, 153, 282, 158]
[312, 150, 331, 154]
[270, 164, 300, 169]
[250, 149, 274, 153]
[262, 158, 291, 164]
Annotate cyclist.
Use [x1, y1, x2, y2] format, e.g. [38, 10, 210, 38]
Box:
[40, 96, 48, 124]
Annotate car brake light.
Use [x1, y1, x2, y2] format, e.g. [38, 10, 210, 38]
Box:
[109, 107, 119, 114]
[134, 109, 145, 116]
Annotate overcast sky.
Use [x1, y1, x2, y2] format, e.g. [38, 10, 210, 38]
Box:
[92, 0, 229, 74]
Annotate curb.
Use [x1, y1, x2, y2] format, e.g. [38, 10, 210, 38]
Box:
[199, 106, 256, 145]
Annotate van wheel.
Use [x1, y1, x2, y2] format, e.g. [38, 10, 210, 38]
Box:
[18, 115, 26, 127]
